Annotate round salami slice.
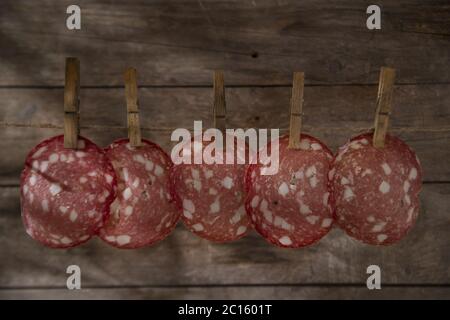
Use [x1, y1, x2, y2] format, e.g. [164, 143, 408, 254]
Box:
[98, 139, 180, 248]
[20, 135, 117, 248]
[170, 136, 250, 242]
[330, 132, 422, 245]
[245, 134, 334, 248]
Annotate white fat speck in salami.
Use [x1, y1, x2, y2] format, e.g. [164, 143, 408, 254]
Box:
[236, 225, 247, 236]
[251, 195, 260, 208]
[49, 154, 59, 163]
[209, 198, 220, 214]
[69, 210, 78, 222]
[49, 183, 62, 196]
[409, 168, 418, 180]
[192, 223, 204, 231]
[299, 139, 310, 150]
[331, 132, 422, 245]
[171, 134, 251, 242]
[278, 182, 289, 197]
[222, 176, 234, 189]
[116, 235, 131, 246]
[40, 161, 49, 173]
[379, 181, 390, 194]
[98, 138, 179, 249]
[122, 187, 132, 200]
[154, 165, 164, 176]
[183, 199, 195, 213]
[105, 174, 113, 184]
[381, 163, 392, 175]
[321, 218, 333, 228]
[403, 181, 411, 193]
[41, 200, 49, 212]
[279, 236, 293, 246]
[60, 237, 72, 245]
[20, 135, 117, 248]
[299, 203, 312, 215]
[245, 134, 334, 248]
[32, 146, 48, 159]
[124, 206, 133, 216]
[145, 161, 154, 171]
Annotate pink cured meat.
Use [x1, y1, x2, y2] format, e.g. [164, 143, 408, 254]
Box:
[170, 138, 250, 242]
[331, 132, 422, 245]
[245, 134, 334, 248]
[20, 135, 117, 248]
[99, 139, 180, 248]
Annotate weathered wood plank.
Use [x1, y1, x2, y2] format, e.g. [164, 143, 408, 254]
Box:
[2, 85, 450, 129]
[0, 1, 448, 86]
[1, 85, 449, 184]
[1, 286, 449, 300]
[0, 184, 449, 287]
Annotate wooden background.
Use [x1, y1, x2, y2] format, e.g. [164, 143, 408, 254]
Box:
[0, 0, 449, 299]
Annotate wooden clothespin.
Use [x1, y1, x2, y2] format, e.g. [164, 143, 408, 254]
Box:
[124, 67, 142, 147]
[373, 67, 396, 148]
[213, 70, 226, 133]
[288, 72, 305, 149]
[63, 57, 80, 149]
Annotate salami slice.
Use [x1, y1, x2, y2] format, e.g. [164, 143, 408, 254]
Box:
[20, 135, 117, 248]
[170, 136, 250, 242]
[98, 139, 180, 248]
[245, 134, 334, 248]
[330, 132, 422, 245]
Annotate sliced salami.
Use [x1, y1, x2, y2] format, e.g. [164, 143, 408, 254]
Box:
[20, 135, 117, 248]
[98, 139, 180, 248]
[170, 137, 250, 242]
[330, 132, 422, 245]
[245, 134, 334, 248]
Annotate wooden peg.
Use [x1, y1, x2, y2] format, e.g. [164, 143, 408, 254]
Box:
[288, 72, 305, 149]
[373, 67, 396, 148]
[213, 70, 226, 133]
[124, 67, 142, 147]
[63, 57, 80, 149]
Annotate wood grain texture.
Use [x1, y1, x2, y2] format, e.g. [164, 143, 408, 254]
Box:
[0, 1, 448, 86]
[1, 85, 449, 184]
[0, 184, 449, 288]
[1, 286, 449, 300]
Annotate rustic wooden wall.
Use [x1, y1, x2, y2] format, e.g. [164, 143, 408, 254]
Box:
[0, 0, 449, 299]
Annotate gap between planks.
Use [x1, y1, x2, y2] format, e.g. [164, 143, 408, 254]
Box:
[2, 122, 450, 133]
[1, 283, 450, 291]
[1, 82, 450, 90]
